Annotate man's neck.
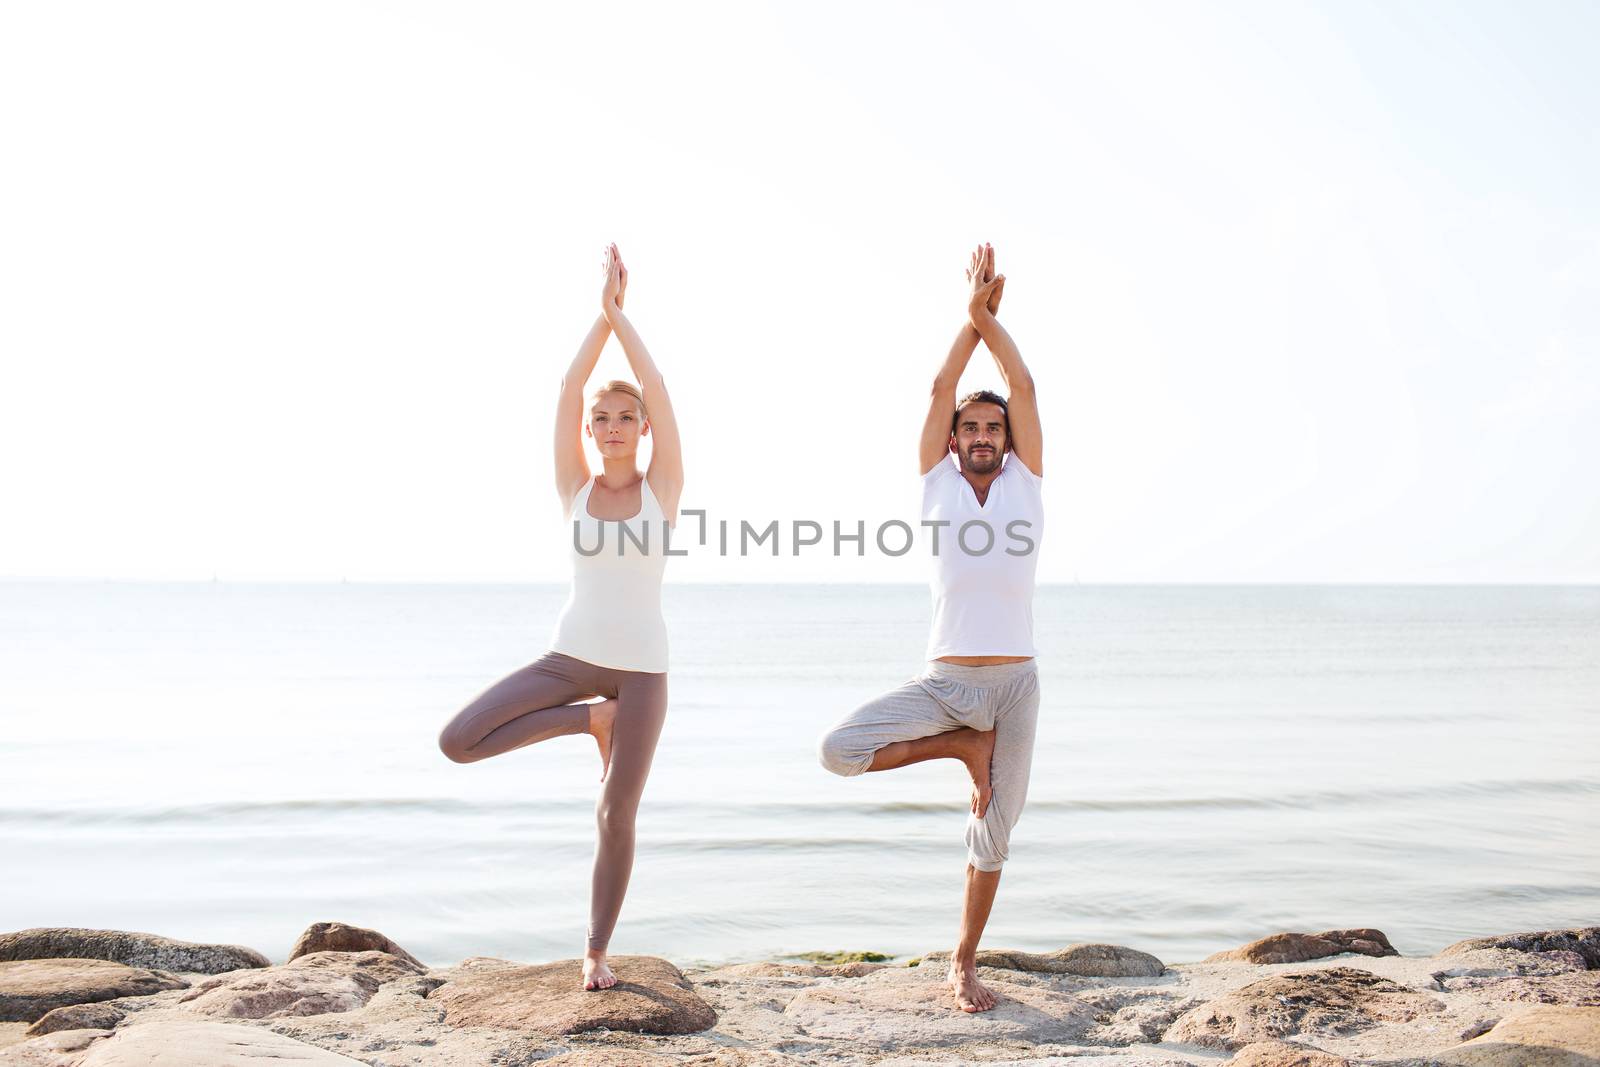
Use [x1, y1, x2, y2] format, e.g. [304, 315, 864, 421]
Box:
[960, 466, 1001, 504]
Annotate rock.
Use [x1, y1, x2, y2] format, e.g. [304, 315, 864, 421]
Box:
[1164, 965, 1444, 1050]
[1431, 946, 1590, 982]
[67, 1018, 371, 1064]
[0, 1027, 112, 1067]
[1229, 1038, 1352, 1066]
[540, 1052, 797, 1066]
[23, 1000, 125, 1036]
[174, 950, 426, 1019]
[1075, 985, 1200, 1044]
[781, 964, 1099, 1048]
[1440, 926, 1600, 970]
[791, 951, 891, 965]
[0, 959, 187, 1024]
[0, 929, 268, 975]
[918, 942, 1165, 977]
[428, 955, 716, 1036]
[1204, 929, 1398, 965]
[1435, 1005, 1600, 1064]
[699, 960, 886, 980]
[285, 922, 424, 969]
[1434, 968, 1600, 1006]
[537, 1053, 683, 1066]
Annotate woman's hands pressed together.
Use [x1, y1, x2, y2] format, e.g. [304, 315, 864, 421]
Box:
[601, 243, 628, 321]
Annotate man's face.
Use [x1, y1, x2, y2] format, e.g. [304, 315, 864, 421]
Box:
[587, 391, 648, 456]
[951, 401, 1008, 474]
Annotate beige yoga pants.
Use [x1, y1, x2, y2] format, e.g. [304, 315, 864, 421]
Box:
[437, 650, 668, 952]
[817, 658, 1039, 872]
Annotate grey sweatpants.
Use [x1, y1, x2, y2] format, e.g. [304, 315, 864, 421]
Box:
[816, 659, 1040, 872]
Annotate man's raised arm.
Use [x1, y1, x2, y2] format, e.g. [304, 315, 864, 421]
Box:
[919, 325, 980, 476]
[968, 244, 1041, 477]
[920, 245, 1006, 475]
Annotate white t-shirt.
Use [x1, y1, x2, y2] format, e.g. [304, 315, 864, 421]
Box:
[920, 453, 1043, 659]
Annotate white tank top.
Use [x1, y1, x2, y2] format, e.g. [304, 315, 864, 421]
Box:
[548, 474, 670, 673]
[920, 454, 1043, 659]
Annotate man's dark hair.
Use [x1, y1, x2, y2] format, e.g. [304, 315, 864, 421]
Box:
[951, 389, 1010, 438]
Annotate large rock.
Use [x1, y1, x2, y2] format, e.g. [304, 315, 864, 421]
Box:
[0, 1021, 365, 1065]
[1440, 926, 1600, 970]
[0, 929, 267, 975]
[0, 1027, 111, 1067]
[174, 949, 426, 1019]
[918, 942, 1165, 977]
[428, 955, 716, 1036]
[24, 1000, 126, 1036]
[1205, 929, 1397, 965]
[781, 964, 1099, 1048]
[1164, 965, 1444, 1050]
[72, 1018, 371, 1064]
[285, 922, 423, 969]
[1229, 1039, 1352, 1066]
[0, 959, 187, 1023]
[1435, 1005, 1600, 1065]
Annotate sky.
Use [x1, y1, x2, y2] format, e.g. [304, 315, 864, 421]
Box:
[2, 0, 1596, 583]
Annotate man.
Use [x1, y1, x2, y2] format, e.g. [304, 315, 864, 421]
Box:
[818, 242, 1044, 1013]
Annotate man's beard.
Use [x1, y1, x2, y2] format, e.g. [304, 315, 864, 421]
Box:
[961, 446, 1001, 474]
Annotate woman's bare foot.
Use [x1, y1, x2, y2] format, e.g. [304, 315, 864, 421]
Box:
[582, 949, 616, 991]
[947, 960, 997, 1012]
[587, 699, 617, 782]
[951, 728, 996, 817]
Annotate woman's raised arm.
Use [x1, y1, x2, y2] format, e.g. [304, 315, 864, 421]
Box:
[554, 308, 612, 517]
[601, 244, 683, 523]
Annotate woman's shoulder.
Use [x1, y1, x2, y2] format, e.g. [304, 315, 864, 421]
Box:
[643, 470, 680, 528]
[560, 473, 597, 520]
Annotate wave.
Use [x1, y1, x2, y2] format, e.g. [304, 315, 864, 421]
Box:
[2, 776, 1595, 827]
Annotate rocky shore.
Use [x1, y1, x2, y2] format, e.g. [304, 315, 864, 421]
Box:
[1, 922, 1596, 1065]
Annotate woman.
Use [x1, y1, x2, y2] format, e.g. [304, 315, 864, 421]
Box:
[438, 243, 682, 991]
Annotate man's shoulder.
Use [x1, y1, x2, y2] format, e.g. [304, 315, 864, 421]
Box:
[921, 458, 957, 485]
[1004, 454, 1042, 487]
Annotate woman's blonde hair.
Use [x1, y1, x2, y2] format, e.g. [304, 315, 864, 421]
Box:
[589, 379, 647, 420]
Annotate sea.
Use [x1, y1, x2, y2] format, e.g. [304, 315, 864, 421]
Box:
[1, 581, 1596, 968]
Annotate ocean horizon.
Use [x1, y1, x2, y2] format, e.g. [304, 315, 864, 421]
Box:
[2, 580, 1596, 968]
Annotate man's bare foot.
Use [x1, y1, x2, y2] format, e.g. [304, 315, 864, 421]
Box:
[947, 960, 997, 1012]
[582, 950, 616, 991]
[952, 728, 996, 817]
[587, 699, 617, 782]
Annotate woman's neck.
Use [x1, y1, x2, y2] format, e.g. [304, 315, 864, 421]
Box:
[596, 457, 641, 489]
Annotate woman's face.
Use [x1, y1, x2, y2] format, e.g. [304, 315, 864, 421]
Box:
[587, 391, 648, 458]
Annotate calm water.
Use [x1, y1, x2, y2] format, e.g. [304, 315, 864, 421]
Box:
[1, 581, 1596, 968]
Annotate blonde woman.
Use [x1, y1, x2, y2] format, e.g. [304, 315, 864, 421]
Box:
[439, 244, 682, 991]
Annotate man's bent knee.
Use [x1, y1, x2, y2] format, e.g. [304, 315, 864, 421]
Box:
[968, 852, 1006, 873]
[965, 814, 1011, 871]
[816, 729, 870, 777]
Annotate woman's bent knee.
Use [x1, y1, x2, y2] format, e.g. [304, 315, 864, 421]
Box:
[438, 726, 477, 764]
